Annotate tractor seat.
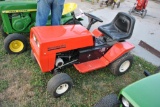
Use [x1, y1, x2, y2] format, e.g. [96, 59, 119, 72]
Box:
[98, 12, 135, 41]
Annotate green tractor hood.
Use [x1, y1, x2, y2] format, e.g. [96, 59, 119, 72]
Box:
[120, 73, 160, 107]
[0, 1, 37, 13]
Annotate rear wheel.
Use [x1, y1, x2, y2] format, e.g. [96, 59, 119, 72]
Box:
[117, 2, 120, 8]
[109, 53, 133, 76]
[141, 9, 147, 18]
[4, 33, 28, 54]
[94, 94, 120, 107]
[129, 7, 134, 15]
[64, 19, 82, 25]
[47, 73, 73, 98]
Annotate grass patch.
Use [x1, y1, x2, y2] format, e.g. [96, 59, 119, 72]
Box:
[0, 80, 8, 93]
[0, 26, 158, 107]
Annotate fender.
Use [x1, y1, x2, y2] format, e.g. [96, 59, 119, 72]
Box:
[104, 42, 135, 63]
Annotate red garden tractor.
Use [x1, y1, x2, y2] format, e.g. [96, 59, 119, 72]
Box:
[30, 12, 136, 98]
[129, 0, 148, 18]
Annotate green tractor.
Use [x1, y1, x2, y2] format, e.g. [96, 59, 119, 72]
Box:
[0, 1, 82, 54]
[94, 70, 160, 107]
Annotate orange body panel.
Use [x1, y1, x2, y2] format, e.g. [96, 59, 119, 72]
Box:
[104, 42, 135, 63]
[30, 25, 94, 72]
[74, 42, 134, 73]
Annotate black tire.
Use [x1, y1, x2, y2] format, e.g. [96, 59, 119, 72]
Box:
[64, 19, 82, 25]
[31, 50, 36, 62]
[47, 73, 73, 98]
[141, 9, 147, 18]
[0, 24, 8, 37]
[129, 7, 134, 15]
[4, 33, 28, 54]
[105, 1, 109, 6]
[94, 94, 120, 107]
[117, 2, 120, 8]
[109, 53, 133, 76]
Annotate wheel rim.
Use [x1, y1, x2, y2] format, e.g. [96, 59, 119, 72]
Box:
[56, 83, 69, 94]
[119, 60, 130, 72]
[9, 40, 24, 52]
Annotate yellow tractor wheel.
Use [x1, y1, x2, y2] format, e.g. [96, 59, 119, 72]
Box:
[4, 33, 28, 54]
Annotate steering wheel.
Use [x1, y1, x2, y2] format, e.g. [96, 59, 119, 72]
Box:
[84, 12, 103, 22]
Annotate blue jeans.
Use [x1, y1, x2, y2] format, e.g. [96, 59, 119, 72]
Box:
[35, 0, 65, 26]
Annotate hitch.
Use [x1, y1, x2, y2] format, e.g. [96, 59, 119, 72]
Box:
[143, 70, 151, 77]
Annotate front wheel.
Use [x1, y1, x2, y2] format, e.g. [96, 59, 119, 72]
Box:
[109, 53, 133, 76]
[129, 7, 134, 15]
[141, 9, 147, 18]
[47, 73, 73, 98]
[4, 33, 28, 54]
[117, 2, 120, 8]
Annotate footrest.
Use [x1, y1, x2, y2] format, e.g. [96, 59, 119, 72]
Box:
[74, 57, 109, 73]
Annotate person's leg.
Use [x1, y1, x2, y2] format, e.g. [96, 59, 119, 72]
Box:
[51, 0, 65, 25]
[35, 0, 50, 26]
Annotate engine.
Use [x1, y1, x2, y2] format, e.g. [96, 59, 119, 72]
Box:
[11, 13, 32, 31]
[55, 50, 79, 68]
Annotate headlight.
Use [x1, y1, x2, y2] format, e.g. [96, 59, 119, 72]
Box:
[122, 97, 130, 107]
[33, 34, 40, 48]
[33, 34, 36, 41]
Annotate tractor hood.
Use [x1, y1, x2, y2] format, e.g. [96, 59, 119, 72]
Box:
[0, 1, 36, 13]
[120, 73, 160, 107]
[30, 25, 94, 52]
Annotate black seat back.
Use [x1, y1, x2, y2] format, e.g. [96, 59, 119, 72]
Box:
[115, 15, 130, 32]
[98, 12, 135, 41]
